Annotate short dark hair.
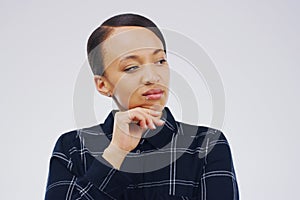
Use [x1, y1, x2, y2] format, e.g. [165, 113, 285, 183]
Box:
[87, 13, 167, 75]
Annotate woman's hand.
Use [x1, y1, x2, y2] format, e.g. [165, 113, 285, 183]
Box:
[111, 107, 165, 152]
[102, 107, 165, 169]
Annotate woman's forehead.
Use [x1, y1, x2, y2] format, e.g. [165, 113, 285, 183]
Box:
[101, 26, 164, 66]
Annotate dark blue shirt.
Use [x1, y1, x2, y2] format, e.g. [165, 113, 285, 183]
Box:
[45, 107, 239, 199]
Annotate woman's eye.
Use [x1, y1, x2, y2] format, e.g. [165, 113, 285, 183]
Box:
[124, 65, 139, 72]
[155, 59, 167, 65]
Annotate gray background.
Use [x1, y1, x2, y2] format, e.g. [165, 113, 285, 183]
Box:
[1, 0, 299, 199]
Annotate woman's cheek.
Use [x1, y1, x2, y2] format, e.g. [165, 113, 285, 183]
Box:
[114, 82, 136, 107]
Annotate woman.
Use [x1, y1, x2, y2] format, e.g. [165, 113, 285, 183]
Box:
[45, 13, 239, 200]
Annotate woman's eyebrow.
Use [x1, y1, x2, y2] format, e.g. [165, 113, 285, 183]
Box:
[119, 55, 139, 64]
[118, 55, 139, 68]
[152, 48, 164, 55]
[119, 49, 165, 65]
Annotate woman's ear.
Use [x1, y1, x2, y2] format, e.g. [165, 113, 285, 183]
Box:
[94, 75, 112, 97]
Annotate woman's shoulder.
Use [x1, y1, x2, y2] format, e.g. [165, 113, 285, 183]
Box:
[52, 129, 80, 153]
[175, 121, 234, 162]
[52, 124, 109, 155]
[176, 121, 226, 138]
[56, 123, 103, 142]
[175, 121, 230, 148]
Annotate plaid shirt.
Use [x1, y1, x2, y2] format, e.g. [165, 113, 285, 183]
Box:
[45, 107, 239, 200]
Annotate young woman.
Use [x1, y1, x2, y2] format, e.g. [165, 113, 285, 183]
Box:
[45, 13, 239, 200]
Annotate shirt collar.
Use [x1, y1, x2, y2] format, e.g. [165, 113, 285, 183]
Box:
[100, 106, 178, 150]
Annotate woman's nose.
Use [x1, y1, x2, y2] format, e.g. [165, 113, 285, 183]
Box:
[141, 65, 160, 85]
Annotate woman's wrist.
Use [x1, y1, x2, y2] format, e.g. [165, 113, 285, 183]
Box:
[102, 142, 129, 170]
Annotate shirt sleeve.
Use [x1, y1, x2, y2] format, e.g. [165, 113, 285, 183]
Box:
[200, 131, 239, 200]
[45, 131, 132, 200]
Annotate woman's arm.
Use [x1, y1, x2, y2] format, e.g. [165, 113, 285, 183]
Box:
[45, 107, 164, 199]
[199, 131, 239, 200]
[45, 132, 131, 200]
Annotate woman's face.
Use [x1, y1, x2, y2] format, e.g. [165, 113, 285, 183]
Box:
[95, 26, 170, 111]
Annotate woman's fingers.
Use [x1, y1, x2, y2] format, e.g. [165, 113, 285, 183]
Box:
[153, 117, 165, 126]
[142, 108, 162, 117]
[130, 111, 155, 129]
[140, 108, 165, 128]
[145, 117, 156, 129]
[123, 107, 165, 130]
[127, 112, 147, 129]
[133, 108, 165, 129]
[145, 115, 165, 129]
[112, 107, 165, 152]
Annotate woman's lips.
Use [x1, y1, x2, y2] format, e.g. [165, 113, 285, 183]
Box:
[142, 89, 164, 100]
[145, 92, 163, 100]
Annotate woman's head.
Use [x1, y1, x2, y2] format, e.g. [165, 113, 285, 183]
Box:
[87, 13, 169, 111]
[87, 13, 166, 76]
